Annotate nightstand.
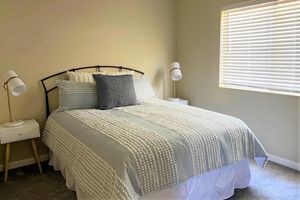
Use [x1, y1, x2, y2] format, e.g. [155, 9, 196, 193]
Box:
[0, 119, 43, 183]
[167, 97, 188, 105]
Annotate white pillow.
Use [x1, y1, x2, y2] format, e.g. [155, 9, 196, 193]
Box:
[68, 71, 94, 82]
[134, 76, 156, 103]
[67, 70, 134, 82]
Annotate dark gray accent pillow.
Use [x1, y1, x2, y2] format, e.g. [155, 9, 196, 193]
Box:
[93, 74, 137, 110]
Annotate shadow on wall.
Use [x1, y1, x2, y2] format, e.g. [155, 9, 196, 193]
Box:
[153, 68, 165, 99]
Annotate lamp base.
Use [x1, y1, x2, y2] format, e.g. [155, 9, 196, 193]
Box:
[4, 120, 24, 127]
[167, 97, 180, 102]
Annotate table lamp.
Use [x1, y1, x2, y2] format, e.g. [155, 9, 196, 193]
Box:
[169, 62, 182, 102]
[1, 70, 27, 127]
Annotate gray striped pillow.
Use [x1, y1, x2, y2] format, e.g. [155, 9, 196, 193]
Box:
[56, 80, 98, 111]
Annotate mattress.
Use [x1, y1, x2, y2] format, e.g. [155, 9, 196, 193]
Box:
[42, 99, 268, 199]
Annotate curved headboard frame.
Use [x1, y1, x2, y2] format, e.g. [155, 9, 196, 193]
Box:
[40, 65, 144, 117]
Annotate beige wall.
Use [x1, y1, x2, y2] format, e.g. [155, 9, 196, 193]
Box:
[176, 0, 300, 163]
[0, 0, 176, 165]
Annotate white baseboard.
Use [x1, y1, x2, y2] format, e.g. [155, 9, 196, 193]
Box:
[269, 154, 300, 171]
[0, 154, 49, 172]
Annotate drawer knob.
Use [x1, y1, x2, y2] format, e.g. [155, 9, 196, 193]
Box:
[19, 133, 23, 136]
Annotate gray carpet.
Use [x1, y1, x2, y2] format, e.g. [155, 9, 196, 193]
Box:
[0, 161, 299, 200]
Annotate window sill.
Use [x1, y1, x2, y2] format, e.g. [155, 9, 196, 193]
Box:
[219, 84, 300, 97]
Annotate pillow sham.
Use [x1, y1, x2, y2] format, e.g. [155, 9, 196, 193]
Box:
[56, 80, 98, 111]
[67, 70, 134, 83]
[133, 75, 156, 103]
[93, 74, 137, 110]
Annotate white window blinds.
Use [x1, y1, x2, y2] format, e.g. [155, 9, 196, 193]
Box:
[220, 0, 300, 96]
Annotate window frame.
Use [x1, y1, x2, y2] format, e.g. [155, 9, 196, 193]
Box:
[219, 0, 300, 97]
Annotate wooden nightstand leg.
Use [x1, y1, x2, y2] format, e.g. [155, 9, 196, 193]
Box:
[31, 139, 43, 174]
[4, 143, 11, 183]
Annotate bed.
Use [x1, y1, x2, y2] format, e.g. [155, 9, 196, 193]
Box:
[41, 65, 268, 200]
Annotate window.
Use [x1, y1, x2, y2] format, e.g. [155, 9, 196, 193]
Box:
[219, 0, 300, 96]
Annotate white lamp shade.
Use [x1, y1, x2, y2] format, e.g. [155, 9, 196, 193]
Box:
[171, 68, 182, 81]
[1, 70, 27, 96]
[170, 62, 182, 81]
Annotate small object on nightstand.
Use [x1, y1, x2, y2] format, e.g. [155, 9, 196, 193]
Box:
[0, 70, 27, 127]
[167, 97, 188, 105]
[0, 119, 43, 183]
[169, 62, 183, 99]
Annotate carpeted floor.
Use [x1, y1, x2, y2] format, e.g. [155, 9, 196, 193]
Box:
[0, 161, 299, 200]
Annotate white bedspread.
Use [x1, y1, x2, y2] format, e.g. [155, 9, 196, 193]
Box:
[43, 99, 267, 199]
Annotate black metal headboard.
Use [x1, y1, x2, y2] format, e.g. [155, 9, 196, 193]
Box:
[41, 65, 144, 117]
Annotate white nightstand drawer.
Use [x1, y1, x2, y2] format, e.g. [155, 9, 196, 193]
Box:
[0, 120, 40, 144]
